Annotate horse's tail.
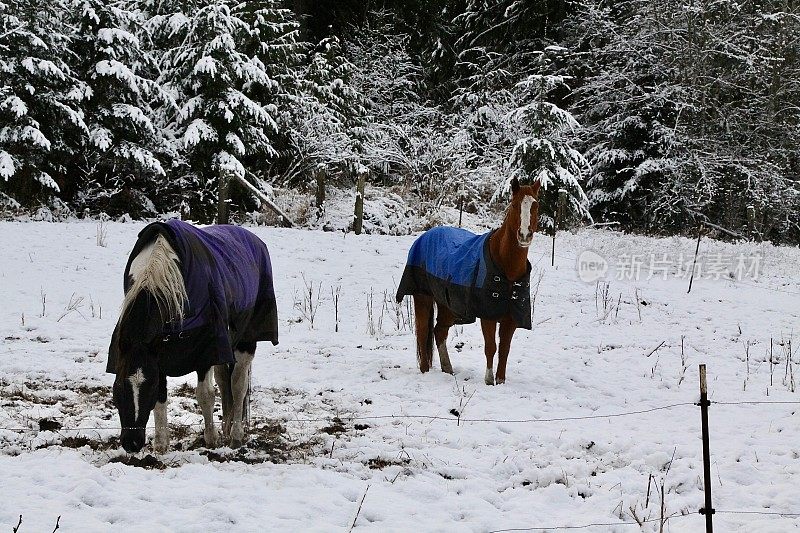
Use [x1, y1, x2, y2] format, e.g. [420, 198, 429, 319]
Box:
[121, 234, 188, 324]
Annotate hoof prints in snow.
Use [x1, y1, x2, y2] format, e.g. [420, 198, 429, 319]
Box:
[0, 378, 350, 468]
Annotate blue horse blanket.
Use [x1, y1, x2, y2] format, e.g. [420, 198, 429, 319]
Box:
[396, 226, 532, 329]
[107, 219, 278, 376]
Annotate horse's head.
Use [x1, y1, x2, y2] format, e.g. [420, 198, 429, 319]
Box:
[113, 346, 159, 452]
[112, 293, 162, 453]
[507, 177, 541, 248]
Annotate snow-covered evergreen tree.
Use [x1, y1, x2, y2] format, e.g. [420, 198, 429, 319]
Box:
[234, 0, 306, 182]
[159, 1, 279, 220]
[290, 35, 368, 179]
[69, 0, 170, 214]
[346, 9, 452, 195]
[508, 48, 590, 225]
[0, 0, 86, 206]
[569, 0, 800, 238]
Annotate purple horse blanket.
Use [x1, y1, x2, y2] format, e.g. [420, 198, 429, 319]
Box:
[107, 219, 278, 376]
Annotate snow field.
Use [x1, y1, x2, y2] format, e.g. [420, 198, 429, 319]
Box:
[0, 221, 799, 532]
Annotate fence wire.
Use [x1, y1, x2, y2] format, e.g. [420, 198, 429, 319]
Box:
[716, 510, 800, 517]
[488, 513, 690, 532]
[712, 400, 800, 406]
[0, 401, 700, 433]
[2, 399, 799, 433]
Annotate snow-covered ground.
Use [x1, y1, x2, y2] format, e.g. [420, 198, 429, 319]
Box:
[1, 220, 799, 532]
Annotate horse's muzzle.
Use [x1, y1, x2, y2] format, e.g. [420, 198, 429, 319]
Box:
[120, 428, 146, 453]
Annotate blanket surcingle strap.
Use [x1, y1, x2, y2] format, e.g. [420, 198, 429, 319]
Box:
[395, 226, 532, 329]
[107, 219, 278, 376]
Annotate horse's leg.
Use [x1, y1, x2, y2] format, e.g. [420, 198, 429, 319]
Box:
[153, 372, 169, 453]
[496, 316, 517, 385]
[480, 319, 498, 385]
[229, 342, 256, 448]
[434, 305, 455, 374]
[195, 367, 217, 447]
[214, 364, 233, 439]
[413, 295, 434, 373]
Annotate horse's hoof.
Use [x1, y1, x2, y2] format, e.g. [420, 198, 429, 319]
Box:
[441, 364, 454, 375]
[495, 376, 506, 385]
[484, 368, 495, 386]
[230, 424, 245, 448]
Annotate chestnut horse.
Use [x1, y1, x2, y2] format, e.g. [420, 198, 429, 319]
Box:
[396, 177, 540, 385]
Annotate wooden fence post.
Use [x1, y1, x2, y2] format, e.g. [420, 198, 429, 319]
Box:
[698, 364, 715, 533]
[551, 189, 567, 267]
[746, 205, 756, 240]
[217, 169, 230, 225]
[353, 167, 366, 235]
[315, 166, 326, 218]
[458, 195, 464, 228]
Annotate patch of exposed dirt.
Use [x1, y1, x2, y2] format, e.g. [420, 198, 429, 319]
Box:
[367, 456, 412, 469]
[172, 382, 195, 397]
[38, 418, 62, 431]
[196, 419, 321, 465]
[321, 417, 346, 435]
[36, 434, 119, 451]
[1, 379, 352, 469]
[109, 454, 167, 470]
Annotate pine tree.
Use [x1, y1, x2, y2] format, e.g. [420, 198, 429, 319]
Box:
[160, 1, 278, 220]
[566, 0, 685, 231]
[568, 0, 800, 239]
[69, 0, 170, 214]
[234, 0, 306, 180]
[0, 0, 86, 206]
[291, 35, 368, 178]
[509, 48, 590, 225]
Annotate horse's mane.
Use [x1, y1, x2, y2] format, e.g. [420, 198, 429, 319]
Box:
[120, 234, 188, 324]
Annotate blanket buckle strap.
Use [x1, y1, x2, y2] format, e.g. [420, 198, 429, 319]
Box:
[162, 331, 186, 342]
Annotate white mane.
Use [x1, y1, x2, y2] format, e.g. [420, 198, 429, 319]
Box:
[120, 234, 188, 323]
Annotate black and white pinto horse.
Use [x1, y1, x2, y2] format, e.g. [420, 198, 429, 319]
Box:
[107, 220, 278, 453]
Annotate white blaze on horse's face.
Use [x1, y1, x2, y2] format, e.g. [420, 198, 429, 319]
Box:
[518, 195, 536, 247]
[128, 368, 146, 421]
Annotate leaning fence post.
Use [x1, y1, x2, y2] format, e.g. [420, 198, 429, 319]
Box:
[353, 167, 366, 235]
[687, 225, 703, 293]
[698, 364, 715, 533]
[217, 169, 230, 225]
[458, 195, 464, 228]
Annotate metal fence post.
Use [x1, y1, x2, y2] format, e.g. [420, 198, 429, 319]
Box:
[699, 364, 715, 532]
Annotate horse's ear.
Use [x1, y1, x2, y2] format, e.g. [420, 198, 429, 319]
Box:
[532, 180, 541, 197]
[511, 177, 520, 194]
